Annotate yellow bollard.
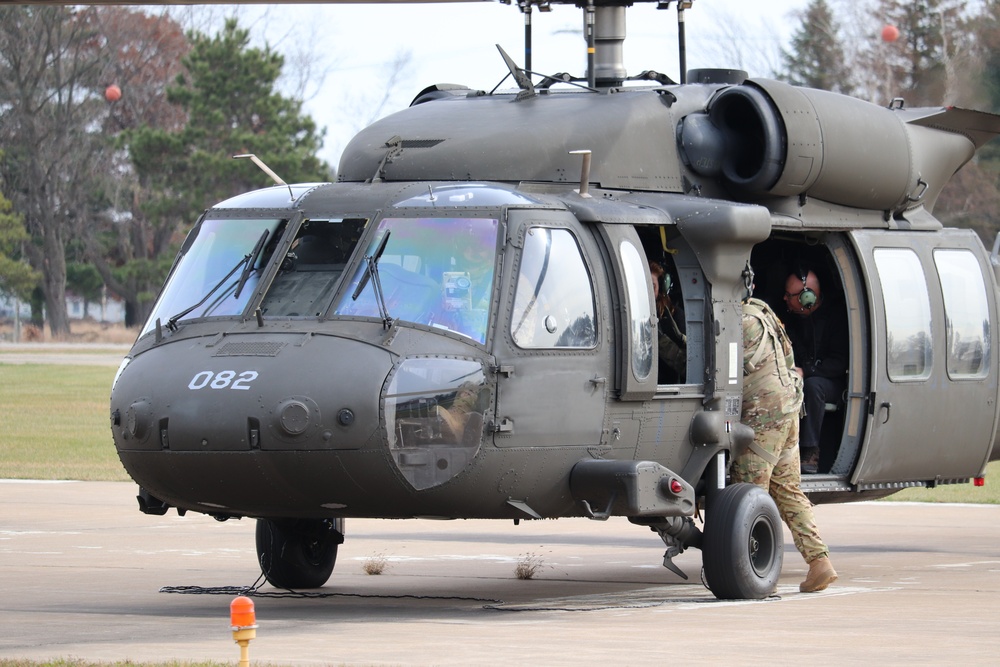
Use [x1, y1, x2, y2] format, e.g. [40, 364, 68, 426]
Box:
[230, 596, 258, 667]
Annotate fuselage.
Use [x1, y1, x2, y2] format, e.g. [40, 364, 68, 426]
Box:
[110, 77, 1000, 523]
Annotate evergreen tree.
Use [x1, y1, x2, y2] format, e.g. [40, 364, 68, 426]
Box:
[127, 18, 330, 233]
[781, 0, 854, 94]
[872, 0, 970, 105]
[973, 1, 1000, 113]
[80, 6, 190, 328]
[116, 18, 331, 326]
[0, 182, 40, 302]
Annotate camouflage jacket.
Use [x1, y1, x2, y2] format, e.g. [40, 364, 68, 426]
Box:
[742, 297, 804, 420]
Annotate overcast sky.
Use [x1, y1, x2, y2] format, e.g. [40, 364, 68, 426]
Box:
[227, 0, 809, 167]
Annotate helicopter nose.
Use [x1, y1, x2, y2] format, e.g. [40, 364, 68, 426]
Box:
[109, 332, 401, 514]
[111, 335, 391, 455]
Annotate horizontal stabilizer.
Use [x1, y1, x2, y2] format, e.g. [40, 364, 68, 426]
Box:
[904, 107, 1000, 150]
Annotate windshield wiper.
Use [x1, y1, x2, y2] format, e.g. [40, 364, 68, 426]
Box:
[166, 248, 256, 331]
[351, 230, 393, 329]
[234, 229, 269, 300]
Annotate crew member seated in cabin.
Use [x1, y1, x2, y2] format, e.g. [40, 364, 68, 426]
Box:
[650, 261, 686, 384]
[782, 267, 848, 474]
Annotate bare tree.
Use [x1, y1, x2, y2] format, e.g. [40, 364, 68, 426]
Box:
[0, 6, 108, 337]
[84, 6, 191, 328]
[696, 10, 785, 77]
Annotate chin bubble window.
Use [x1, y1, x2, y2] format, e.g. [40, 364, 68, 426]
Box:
[384, 358, 490, 490]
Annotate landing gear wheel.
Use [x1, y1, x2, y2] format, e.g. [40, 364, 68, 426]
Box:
[702, 483, 783, 600]
[255, 518, 344, 589]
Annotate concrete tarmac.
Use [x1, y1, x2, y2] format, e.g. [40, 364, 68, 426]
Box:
[1, 480, 998, 666]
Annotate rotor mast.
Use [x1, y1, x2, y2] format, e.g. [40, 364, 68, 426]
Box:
[513, 0, 693, 87]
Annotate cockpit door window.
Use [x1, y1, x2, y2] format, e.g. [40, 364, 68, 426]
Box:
[510, 227, 597, 349]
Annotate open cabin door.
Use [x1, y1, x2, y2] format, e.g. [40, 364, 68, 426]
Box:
[849, 229, 999, 486]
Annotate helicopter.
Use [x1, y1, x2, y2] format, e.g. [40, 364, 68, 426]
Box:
[54, 0, 1000, 600]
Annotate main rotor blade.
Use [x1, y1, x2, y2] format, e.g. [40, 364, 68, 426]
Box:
[4, 0, 496, 4]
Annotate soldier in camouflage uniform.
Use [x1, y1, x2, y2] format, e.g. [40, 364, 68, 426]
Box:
[735, 296, 838, 593]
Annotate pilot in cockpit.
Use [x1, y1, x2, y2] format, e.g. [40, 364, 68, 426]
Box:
[437, 230, 495, 341]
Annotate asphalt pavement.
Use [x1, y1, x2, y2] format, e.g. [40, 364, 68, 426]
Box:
[1, 480, 998, 666]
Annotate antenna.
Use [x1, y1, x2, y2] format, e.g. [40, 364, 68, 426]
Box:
[233, 154, 294, 202]
[570, 149, 593, 198]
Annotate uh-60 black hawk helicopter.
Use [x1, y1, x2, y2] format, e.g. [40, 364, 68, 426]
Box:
[89, 0, 1000, 599]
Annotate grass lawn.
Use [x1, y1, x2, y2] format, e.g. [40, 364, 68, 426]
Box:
[0, 364, 130, 481]
[0, 662, 238, 667]
[889, 460, 1000, 504]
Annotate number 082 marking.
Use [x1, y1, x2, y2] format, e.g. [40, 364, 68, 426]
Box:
[188, 370, 259, 391]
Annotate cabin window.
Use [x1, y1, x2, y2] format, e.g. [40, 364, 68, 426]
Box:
[510, 227, 597, 349]
[934, 249, 991, 379]
[260, 218, 366, 318]
[620, 240, 654, 381]
[873, 248, 932, 380]
[141, 217, 286, 337]
[334, 217, 499, 344]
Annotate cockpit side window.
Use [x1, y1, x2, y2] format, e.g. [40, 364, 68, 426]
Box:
[334, 217, 499, 344]
[510, 227, 597, 349]
[260, 218, 366, 318]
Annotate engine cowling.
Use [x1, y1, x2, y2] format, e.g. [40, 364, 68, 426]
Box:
[679, 78, 978, 213]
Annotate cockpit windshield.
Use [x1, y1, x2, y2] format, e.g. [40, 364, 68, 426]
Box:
[141, 218, 285, 338]
[334, 217, 499, 344]
[259, 218, 367, 318]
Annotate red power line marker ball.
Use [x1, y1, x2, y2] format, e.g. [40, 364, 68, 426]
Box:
[881, 24, 900, 43]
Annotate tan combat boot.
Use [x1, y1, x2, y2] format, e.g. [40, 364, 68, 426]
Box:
[800, 556, 838, 593]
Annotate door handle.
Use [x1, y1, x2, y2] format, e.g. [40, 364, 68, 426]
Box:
[879, 401, 891, 424]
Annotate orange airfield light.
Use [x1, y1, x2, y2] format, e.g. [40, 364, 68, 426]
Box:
[230, 596, 257, 667]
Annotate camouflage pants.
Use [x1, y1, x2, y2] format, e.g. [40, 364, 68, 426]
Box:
[731, 415, 829, 564]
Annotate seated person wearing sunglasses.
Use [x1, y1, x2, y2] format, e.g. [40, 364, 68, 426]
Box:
[782, 268, 848, 474]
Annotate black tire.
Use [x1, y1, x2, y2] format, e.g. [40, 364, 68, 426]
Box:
[702, 483, 783, 600]
[255, 518, 343, 589]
